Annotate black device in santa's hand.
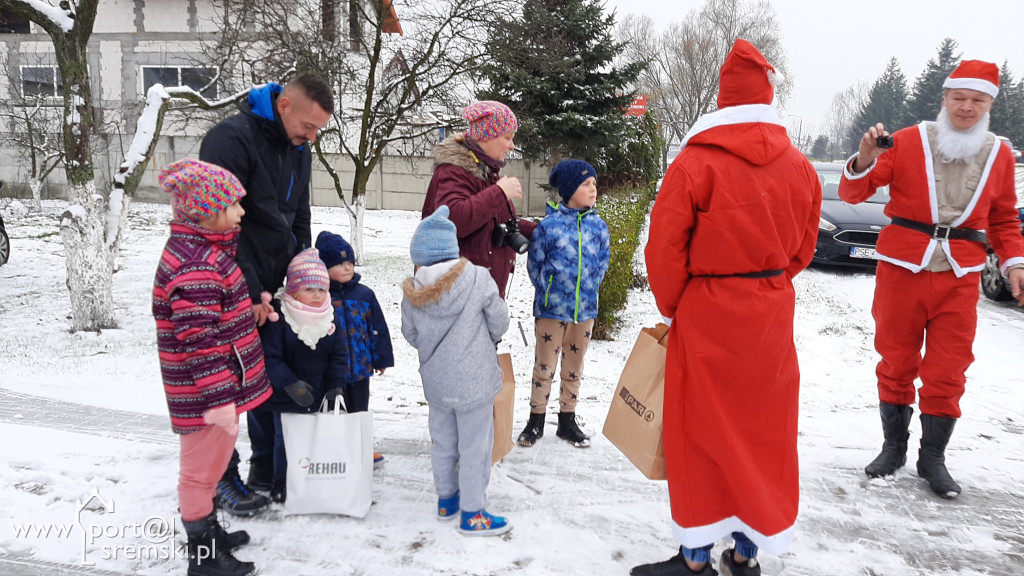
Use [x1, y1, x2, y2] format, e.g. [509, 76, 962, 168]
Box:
[876, 135, 894, 148]
[492, 218, 530, 254]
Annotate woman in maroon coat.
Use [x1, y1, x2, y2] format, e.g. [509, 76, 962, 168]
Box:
[421, 101, 535, 299]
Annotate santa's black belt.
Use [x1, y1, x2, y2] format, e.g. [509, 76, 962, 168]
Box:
[694, 269, 784, 279]
[890, 216, 987, 244]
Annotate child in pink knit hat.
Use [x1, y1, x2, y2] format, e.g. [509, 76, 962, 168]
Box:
[260, 248, 351, 504]
[152, 157, 268, 575]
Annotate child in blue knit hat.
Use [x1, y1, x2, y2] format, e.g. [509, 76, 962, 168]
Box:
[315, 230, 394, 468]
[517, 159, 610, 449]
[401, 205, 513, 536]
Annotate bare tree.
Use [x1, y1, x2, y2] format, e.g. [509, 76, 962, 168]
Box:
[208, 0, 509, 261]
[0, 93, 64, 211]
[823, 81, 869, 159]
[615, 0, 788, 153]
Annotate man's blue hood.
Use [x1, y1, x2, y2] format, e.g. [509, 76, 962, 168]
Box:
[248, 83, 282, 122]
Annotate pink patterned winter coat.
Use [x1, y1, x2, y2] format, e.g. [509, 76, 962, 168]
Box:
[152, 221, 271, 434]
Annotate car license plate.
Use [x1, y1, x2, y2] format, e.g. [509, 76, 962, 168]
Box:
[850, 246, 877, 259]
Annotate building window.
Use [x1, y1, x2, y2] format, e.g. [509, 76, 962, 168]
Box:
[141, 66, 217, 99]
[0, 9, 31, 33]
[22, 66, 63, 98]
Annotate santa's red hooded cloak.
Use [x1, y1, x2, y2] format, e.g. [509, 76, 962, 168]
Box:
[645, 39, 821, 554]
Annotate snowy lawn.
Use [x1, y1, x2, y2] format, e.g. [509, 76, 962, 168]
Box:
[0, 200, 1022, 575]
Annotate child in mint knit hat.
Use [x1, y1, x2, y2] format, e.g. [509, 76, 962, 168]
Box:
[401, 205, 513, 536]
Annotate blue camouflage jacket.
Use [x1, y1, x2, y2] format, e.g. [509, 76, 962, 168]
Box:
[527, 202, 610, 323]
[328, 273, 395, 382]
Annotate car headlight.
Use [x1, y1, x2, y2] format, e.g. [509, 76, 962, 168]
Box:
[819, 217, 836, 232]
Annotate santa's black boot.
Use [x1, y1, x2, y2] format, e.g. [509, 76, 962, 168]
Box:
[864, 402, 913, 478]
[183, 516, 256, 576]
[916, 413, 962, 498]
[630, 546, 718, 575]
[517, 412, 545, 447]
[555, 412, 591, 448]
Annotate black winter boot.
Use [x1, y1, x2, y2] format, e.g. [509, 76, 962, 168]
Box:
[517, 412, 545, 447]
[916, 414, 961, 498]
[864, 402, 914, 478]
[206, 512, 250, 553]
[245, 456, 274, 492]
[183, 516, 256, 576]
[215, 469, 269, 517]
[718, 548, 761, 576]
[270, 477, 286, 504]
[556, 411, 590, 448]
[630, 546, 718, 575]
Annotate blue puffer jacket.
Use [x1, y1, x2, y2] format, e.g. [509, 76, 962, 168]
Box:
[527, 202, 610, 322]
[261, 302, 350, 413]
[328, 273, 395, 382]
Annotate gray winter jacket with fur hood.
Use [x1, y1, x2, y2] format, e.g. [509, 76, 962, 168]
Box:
[401, 258, 509, 409]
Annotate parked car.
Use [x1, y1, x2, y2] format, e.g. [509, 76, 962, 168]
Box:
[996, 135, 1023, 164]
[812, 162, 890, 269]
[0, 212, 8, 266]
[980, 206, 1024, 301]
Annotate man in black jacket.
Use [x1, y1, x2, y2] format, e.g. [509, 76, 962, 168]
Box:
[200, 72, 333, 515]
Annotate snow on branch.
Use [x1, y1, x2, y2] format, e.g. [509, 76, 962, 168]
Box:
[18, 0, 76, 33]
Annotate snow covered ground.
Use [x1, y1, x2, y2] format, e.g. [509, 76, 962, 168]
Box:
[1, 199, 1022, 576]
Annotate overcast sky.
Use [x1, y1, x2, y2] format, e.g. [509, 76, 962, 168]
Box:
[602, 0, 1024, 139]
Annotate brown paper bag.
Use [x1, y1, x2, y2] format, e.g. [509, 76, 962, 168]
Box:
[602, 323, 669, 480]
[492, 353, 516, 463]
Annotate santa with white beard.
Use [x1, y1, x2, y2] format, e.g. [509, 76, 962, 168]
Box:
[840, 59, 1024, 500]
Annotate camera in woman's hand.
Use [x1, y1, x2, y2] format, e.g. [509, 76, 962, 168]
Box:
[492, 219, 530, 254]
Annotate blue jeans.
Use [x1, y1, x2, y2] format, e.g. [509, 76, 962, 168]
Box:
[682, 532, 758, 563]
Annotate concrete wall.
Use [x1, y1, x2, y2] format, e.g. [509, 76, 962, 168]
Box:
[0, 134, 555, 217]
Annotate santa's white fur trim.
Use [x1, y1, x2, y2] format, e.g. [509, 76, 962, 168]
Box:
[680, 104, 783, 149]
[942, 77, 998, 98]
[767, 68, 784, 87]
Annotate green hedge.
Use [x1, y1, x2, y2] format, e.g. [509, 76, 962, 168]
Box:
[593, 182, 657, 340]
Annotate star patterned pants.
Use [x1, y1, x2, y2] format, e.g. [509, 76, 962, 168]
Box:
[530, 317, 595, 414]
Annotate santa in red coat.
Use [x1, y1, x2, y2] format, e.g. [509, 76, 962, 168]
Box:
[634, 39, 821, 576]
[839, 59, 1024, 500]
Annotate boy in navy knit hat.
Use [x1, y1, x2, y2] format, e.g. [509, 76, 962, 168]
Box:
[315, 230, 394, 467]
[401, 205, 513, 536]
[518, 159, 609, 449]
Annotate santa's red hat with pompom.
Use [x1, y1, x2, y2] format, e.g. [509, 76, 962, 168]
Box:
[717, 38, 784, 109]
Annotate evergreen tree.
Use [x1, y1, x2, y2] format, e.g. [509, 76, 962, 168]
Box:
[847, 58, 910, 154]
[905, 38, 960, 125]
[990, 61, 1024, 147]
[478, 0, 645, 162]
[811, 135, 828, 160]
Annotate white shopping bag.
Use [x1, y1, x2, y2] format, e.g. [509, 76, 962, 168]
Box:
[280, 398, 374, 517]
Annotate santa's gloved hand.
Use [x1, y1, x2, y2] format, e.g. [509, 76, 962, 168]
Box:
[284, 380, 315, 407]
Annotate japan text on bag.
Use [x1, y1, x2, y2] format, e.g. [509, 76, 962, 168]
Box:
[280, 397, 374, 516]
[602, 323, 669, 480]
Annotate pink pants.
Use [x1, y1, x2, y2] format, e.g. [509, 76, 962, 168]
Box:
[872, 262, 979, 418]
[178, 421, 238, 522]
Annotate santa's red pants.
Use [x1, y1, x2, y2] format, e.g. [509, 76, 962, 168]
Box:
[872, 261, 979, 418]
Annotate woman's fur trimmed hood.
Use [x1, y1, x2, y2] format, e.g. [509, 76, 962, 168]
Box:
[432, 134, 487, 181]
[402, 258, 469, 307]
